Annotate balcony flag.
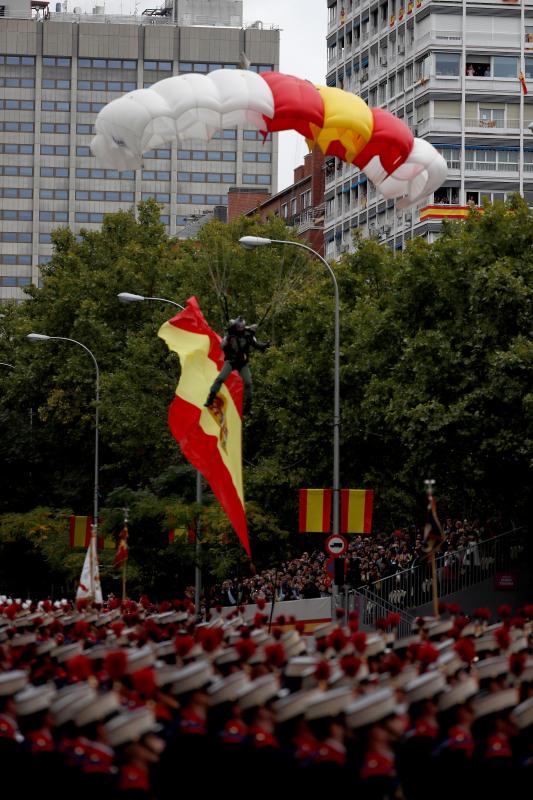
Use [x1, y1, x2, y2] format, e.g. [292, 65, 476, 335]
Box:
[158, 297, 250, 558]
[519, 71, 528, 95]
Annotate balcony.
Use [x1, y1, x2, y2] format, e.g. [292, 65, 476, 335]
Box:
[415, 117, 462, 135]
[464, 161, 519, 174]
[295, 208, 325, 234]
[465, 117, 521, 130]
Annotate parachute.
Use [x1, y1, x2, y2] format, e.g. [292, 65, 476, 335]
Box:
[91, 69, 447, 209]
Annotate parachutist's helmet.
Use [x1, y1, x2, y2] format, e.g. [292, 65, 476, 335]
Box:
[230, 316, 246, 332]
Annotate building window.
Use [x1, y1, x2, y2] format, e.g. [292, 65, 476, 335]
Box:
[42, 56, 71, 67]
[434, 53, 460, 77]
[41, 122, 69, 133]
[40, 189, 68, 199]
[76, 146, 92, 156]
[78, 58, 136, 69]
[41, 167, 69, 177]
[42, 100, 69, 111]
[144, 60, 172, 71]
[493, 56, 518, 78]
[0, 54, 35, 65]
[0, 98, 34, 110]
[42, 78, 70, 89]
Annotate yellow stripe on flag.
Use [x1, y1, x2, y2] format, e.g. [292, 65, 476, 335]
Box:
[299, 489, 332, 533]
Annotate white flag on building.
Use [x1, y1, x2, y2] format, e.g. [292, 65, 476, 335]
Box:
[76, 537, 103, 604]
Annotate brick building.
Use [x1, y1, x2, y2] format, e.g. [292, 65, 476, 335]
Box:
[228, 147, 325, 255]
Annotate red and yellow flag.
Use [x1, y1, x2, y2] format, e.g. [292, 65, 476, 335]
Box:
[340, 489, 374, 534]
[520, 71, 528, 95]
[158, 297, 250, 557]
[69, 515, 92, 548]
[114, 525, 129, 568]
[168, 526, 196, 544]
[299, 489, 332, 533]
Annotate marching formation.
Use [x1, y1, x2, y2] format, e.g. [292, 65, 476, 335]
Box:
[0, 596, 532, 798]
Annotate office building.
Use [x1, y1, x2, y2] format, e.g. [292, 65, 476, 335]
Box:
[0, 0, 279, 300]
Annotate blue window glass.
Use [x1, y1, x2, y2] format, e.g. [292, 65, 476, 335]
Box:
[42, 100, 54, 110]
[179, 62, 192, 72]
[177, 151, 191, 159]
[123, 60, 137, 70]
[56, 168, 69, 177]
[144, 61, 157, 70]
[191, 194, 205, 203]
[57, 79, 70, 89]
[21, 167, 33, 176]
[78, 80, 90, 89]
[79, 58, 92, 67]
[222, 152, 236, 161]
[258, 153, 271, 162]
[142, 171, 155, 180]
[192, 173, 204, 182]
[177, 194, 190, 202]
[42, 79, 54, 88]
[93, 59, 106, 68]
[207, 173, 220, 182]
[75, 213, 89, 222]
[157, 171, 170, 180]
[76, 190, 89, 200]
[77, 146, 91, 156]
[78, 102, 90, 111]
[243, 152, 255, 161]
[192, 151, 205, 159]
[121, 192, 134, 202]
[123, 82, 136, 91]
[107, 191, 120, 201]
[21, 78, 35, 88]
[207, 195, 221, 204]
[108, 60, 122, 69]
[93, 81, 106, 90]
[108, 81, 121, 91]
[39, 233, 52, 243]
[41, 167, 54, 176]
[207, 152, 221, 161]
[92, 169, 105, 178]
[57, 57, 70, 67]
[55, 212, 68, 221]
[222, 174, 236, 182]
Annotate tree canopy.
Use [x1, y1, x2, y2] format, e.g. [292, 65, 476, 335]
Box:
[0, 196, 531, 597]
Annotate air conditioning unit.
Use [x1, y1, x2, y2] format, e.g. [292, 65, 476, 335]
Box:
[397, 45, 405, 55]
[380, 56, 388, 66]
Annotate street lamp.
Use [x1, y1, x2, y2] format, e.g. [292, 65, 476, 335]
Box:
[27, 333, 101, 599]
[118, 292, 202, 616]
[239, 236, 341, 538]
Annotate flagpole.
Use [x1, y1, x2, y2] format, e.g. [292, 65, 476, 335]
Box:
[122, 506, 129, 601]
[117, 293, 203, 619]
[424, 478, 440, 619]
[27, 333, 100, 603]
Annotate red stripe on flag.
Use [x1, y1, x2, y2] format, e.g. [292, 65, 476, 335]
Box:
[69, 515, 75, 548]
[340, 489, 349, 536]
[298, 489, 308, 533]
[168, 395, 249, 556]
[363, 490, 374, 534]
[323, 489, 332, 533]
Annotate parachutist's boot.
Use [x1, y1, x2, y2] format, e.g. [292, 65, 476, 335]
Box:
[204, 391, 217, 408]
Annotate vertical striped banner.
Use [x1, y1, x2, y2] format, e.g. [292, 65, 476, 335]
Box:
[340, 489, 374, 534]
[298, 489, 332, 533]
[69, 516, 92, 548]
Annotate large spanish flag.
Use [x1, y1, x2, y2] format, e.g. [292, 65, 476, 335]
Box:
[158, 297, 250, 557]
[299, 489, 332, 533]
[340, 489, 374, 534]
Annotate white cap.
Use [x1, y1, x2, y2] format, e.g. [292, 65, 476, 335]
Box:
[0, 670, 28, 696]
[511, 696, 533, 730]
[75, 691, 121, 727]
[171, 661, 212, 697]
[438, 677, 478, 712]
[475, 656, 509, 681]
[208, 672, 249, 706]
[405, 671, 446, 704]
[346, 688, 397, 729]
[236, 674, 279, 711]
[52, 686, 97, 727]
[473, 688, 518, 719]
[273, 689, 320, 723]
[15, 684, 56, 716]
[50, 642, 83, 663]
[125, 645, 155, 674]
[305, 686, 353, 721]
[105, 707, 160, 748]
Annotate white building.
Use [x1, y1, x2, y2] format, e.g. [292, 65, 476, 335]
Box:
[324, 0, 533, 259]
[0, 0, 279, 300]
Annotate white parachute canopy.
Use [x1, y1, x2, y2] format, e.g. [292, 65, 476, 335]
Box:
[91, 70, 275, 170]
[364, 138, 448, 208]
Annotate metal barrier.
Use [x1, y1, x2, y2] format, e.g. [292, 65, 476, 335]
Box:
[332, 586, 415, 639]
[354, 527, 524, 613]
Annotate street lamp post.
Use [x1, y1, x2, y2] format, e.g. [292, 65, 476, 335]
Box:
[27, 333, 100, 599]
[239, 236, 341, 538]
[118, 292, 202, 617]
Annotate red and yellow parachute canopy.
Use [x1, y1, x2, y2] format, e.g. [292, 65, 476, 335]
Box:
[91, 69, 447, 209]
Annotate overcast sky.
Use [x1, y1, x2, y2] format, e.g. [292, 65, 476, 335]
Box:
[78, 0, 327, 189]
[243, 0, 327, 189]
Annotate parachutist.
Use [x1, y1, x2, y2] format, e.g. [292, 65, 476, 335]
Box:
[205, 316, 270, 415]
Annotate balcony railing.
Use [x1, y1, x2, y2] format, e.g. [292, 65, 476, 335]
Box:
[465, 117, 521, 129]
[465, 161, 519, 172]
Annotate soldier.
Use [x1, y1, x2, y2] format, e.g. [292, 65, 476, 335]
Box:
[205, 316, 270, 415]
[105, 707, 164, 798]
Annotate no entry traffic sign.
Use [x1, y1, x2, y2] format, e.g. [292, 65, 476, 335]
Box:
[325, 534, 348, 557]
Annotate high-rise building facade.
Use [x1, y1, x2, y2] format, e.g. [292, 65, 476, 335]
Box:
[0, 0, 279, 300]
[324, 0, 533, 259]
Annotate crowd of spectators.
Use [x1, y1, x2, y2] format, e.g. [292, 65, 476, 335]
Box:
[209, 517, 512, 608]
